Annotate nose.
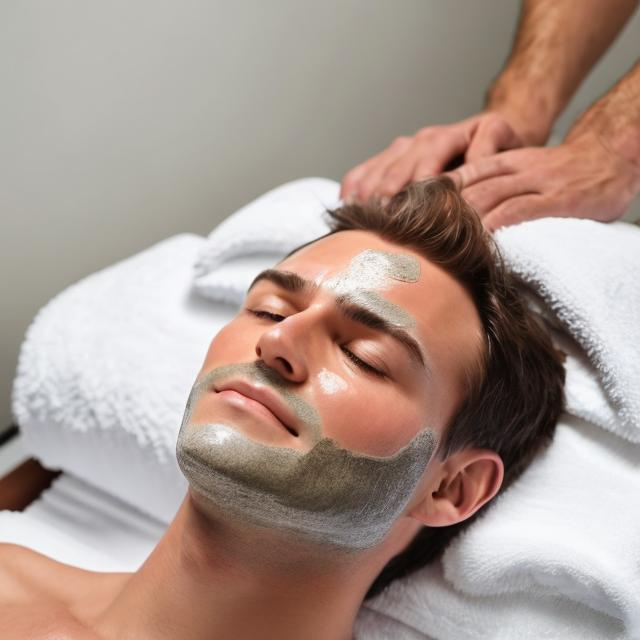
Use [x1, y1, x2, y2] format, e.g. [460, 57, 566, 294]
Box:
[255, 316, 309, 383]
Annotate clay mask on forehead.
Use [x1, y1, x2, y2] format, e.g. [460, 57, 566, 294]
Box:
[325, 249, 420, 328]
[176, 361, 438, 552]
[176, 249, 433, 551]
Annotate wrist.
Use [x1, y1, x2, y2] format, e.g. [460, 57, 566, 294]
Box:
[565, 100, 640, 181]
[483, 104, 551, 147]
[485, 70, 561, 146]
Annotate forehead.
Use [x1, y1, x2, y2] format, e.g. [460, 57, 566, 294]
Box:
[281, 230, 417, 284]
[278, 229, 484, 383]
[279, 230, 472, 317]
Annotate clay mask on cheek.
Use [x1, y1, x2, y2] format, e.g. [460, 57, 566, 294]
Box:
[317, 368, 347, 395]
[176, 361, 438, 551]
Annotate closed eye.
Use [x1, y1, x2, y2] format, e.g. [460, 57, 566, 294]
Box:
[340, 346, 386, 378]
[249, 309, 286, 322]
[248, 308, 387, 379]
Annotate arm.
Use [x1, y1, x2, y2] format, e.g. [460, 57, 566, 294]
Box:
[447, 58, 640, 229]
[565, 60, 640, 174]
[486, 0, 640, 146]
[340, 0, 639, 205]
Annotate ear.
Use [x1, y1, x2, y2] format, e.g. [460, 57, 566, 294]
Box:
[408, 448, 504, 527]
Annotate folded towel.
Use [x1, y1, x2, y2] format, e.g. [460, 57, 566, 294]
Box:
[12, 234, 238, 524]
[193, 177, 338, 305]
[495, 218, 640, 443]
[11, 178, 640, 638]
[0, 473, 164, 572]
[190, 178, 640, 637]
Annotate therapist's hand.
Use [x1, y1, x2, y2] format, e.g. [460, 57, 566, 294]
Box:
[444, 130, 640, 231]
[340, 111, 533, 204]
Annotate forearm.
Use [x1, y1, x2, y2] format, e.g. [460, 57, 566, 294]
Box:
[565, 59, 640, 175]
[485, 0, 639, 145]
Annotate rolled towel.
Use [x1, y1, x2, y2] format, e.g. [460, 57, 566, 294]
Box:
[11, 234, 236, 524]
[495, 217, 640, 443]
[193, 177, 336, 305]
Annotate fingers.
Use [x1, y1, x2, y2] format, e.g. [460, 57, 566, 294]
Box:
[465, 114, 522, 162]
[340, 162, 370, 201]
[465, 122, 502, 161]
[462, 174, 538, 216]
[339, 114, 525, 205]
[340, 119, 478, 204]
[482, 195, 555, 232]
[376, 133, 469, 198]
[375, 152, 428, 199]
[356, 145, 411, 203]
[340, 136, 412, 202]
[409, 131, 471, 183]
[445, 154, 513, 191]
[358, 140, 418, 202]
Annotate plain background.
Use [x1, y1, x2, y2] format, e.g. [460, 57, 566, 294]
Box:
[2, 1, 639, 433]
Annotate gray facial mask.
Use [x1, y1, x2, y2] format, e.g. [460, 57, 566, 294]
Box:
[176, 361, 438, 552]
[325, 248, 420, 329]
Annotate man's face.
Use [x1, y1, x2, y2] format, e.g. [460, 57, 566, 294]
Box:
[177, 230, 483, 551]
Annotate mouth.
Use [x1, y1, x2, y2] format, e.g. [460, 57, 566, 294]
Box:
[213, 380, 299, 438]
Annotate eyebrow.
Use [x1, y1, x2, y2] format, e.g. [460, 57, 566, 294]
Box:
[248, 268, 430, 373]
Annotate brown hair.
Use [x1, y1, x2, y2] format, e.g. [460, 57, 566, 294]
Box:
[322, 176, 565, 600]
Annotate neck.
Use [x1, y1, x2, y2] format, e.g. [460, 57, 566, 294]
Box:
[90, 491, 388, 640]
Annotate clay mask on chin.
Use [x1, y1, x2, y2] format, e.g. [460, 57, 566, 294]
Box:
[176, 361, 438, 552]
[176, 249, 434, 551]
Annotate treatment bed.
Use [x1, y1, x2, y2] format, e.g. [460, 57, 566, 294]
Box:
[2, 178, 639, 639]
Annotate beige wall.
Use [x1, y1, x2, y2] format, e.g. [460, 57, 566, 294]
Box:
[1, 1, 639, 432]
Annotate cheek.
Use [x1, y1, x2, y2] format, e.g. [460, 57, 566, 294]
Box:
[317, 368, 348, 395]
[315, 373, 426, 457]
[201, 317, 254, 368]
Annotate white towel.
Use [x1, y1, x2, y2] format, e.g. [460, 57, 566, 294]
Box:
[191, 178, 640, 638]
[495, 217, 640, 443]
[0, 473, 164, 572]
[11, 234, 238, 524]
[11, 179, 640, 638]
[193, 177, 338, 305]
[358, 414, 635, 640]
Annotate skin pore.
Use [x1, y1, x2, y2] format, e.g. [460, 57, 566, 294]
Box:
[0, 230, 504, 640]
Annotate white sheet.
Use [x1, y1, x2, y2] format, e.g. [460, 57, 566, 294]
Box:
[0, 473, 163, 572]
[12, 233, 235, 525]
[9, 178, 640, 638]
[0, 470, 625, 639]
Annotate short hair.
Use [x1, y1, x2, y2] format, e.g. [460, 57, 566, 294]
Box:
[321, 176, 565, 599]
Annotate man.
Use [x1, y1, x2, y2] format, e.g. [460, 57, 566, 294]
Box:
[0, 177, 564, 639]
[341, 0, 640, 231]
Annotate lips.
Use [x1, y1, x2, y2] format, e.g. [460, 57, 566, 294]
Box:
[214, 379, 299, 437]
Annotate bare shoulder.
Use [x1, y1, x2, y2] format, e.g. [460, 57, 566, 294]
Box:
[0, 542, 89, 603]
[0, 600, 103, 639]
[0, 542, 126, 638]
